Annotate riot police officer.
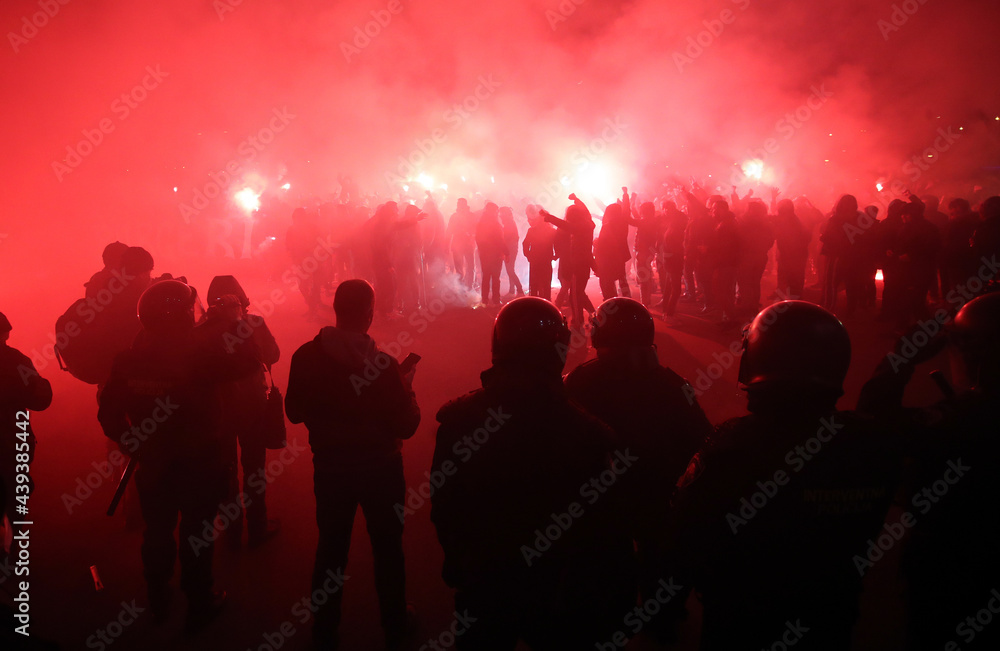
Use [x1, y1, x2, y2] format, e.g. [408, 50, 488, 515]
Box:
[564, 298, 712, 641]
[98, 280, 259, 632]
[665, 301, 903, 650]
[858, 293, 1000, 649]
[431, 297, 635, 649]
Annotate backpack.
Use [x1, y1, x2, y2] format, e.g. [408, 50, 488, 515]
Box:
[53, 298, 133, 385]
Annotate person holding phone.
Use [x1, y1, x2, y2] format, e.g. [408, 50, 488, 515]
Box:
[285, 279, 420, 650]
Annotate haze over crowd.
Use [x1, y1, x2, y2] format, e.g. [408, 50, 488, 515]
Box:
[2, 0, 999, 277]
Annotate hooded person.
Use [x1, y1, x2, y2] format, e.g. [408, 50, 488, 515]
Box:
[285, 279, 420, 649]
[198, 275, 281, 549]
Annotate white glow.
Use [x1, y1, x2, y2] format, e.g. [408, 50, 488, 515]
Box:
[417, 172, 434, 189]
[172, 186, 178, 192]
[281, 182, 291, 190]
[742, 159, 764, 181]
[235, 187, 261, 212]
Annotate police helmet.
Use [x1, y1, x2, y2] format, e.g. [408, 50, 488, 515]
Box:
[952, 293, 1000, 386]
[491, 297, 570, 366]
[590, 298, 654, 349]
[738, 300, 850, 394]
[137, 280, 196, 334]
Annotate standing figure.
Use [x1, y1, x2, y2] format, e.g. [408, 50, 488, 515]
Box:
[522, 205, 557, 301]
[593, 201, 633, 301]
[544, 194, 597, 328]
[98, 281, 260, 631]
[0, 312, 53, 524]
[201, 275, 281, 549]
[736, 201, 774, 316]
[499, 207, 525, 297]
[706, 199, 740, 327]
[285, 280, 420, 650]
[659, 201, 688, 316]
[565, 298, 712, 642]
[772, 199, 809, 300]
[431, 298, 635, 649]
[448, 198, 478, 289]
[476, 203, 508, 306]
[666, 302, 903, 650]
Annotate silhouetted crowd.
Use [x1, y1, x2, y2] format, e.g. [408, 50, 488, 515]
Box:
[277, 183, 1000, 335]
[2, 184, 1000, 650]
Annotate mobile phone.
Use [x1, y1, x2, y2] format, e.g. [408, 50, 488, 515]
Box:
[400, 353, 421, 373]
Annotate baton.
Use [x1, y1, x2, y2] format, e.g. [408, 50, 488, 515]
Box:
[107, 455, 138, 517]
[929, 369, 956, 400]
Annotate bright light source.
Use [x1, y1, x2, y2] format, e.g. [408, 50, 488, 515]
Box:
[876, 182, 884, 192]
[490, 176, 495, 184]
[875, 270, 884, 281]
[439, 183, 448, 191]
[281, 182, 291, 190]
[461, 176, 466, 182]
[235, 187, 261, 212]
[417, 172, 434, 189]
[402, 184, 409, 192]
[741, 159, 764, 181]
[172, 186, 178, 192]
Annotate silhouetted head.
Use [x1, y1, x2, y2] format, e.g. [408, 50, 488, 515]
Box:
[745, 200, 768, 220]
[603, 203, 622, 223]
[482, 202, 499, 221]
[565, 203, 588, 223]
[887, 199, 906, 220]
[739, 301, 851, 413]
[138, 280, 196, 337]
[334, 279, 375, 333]
[655, 201, 672, 216]
[499, 206, 514, 226]
[902, 200, 925, 223]
[833, 194, 859, 220]
[590, 298, 654, 352]
[403, 204, 422, 221]
[864, 205, 879, 220]
[777, 199, 796, 217]
[948, 198, 971, 218]
[102, 241, 129, 269]
[952, 293, 1000, 391]
[207, 275, 249, 310]
[710, 199, 730, 221]
[0, 312, 10, 343]
[457, 198, 469, 212]
[491, 297, 570, 373]
[981, 196, 1000, 221]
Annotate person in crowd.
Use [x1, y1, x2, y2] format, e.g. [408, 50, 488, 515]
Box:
[199, 275, 281, 549]
[565, 298, 711, 642]
[736, 200, 775, 316]
[431, 297, 634, 649]
[665, 301, 903, 649]
[544, 194, 597, 329]
[477, 202, 508, 307]
[593, 201, 633, 301]
[285, 279, 420, 650]
[98, 280, 260, 632]
[448, 198, 478, 290]
[499, 206, 525, 298]
[522, 204, 557, 301]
